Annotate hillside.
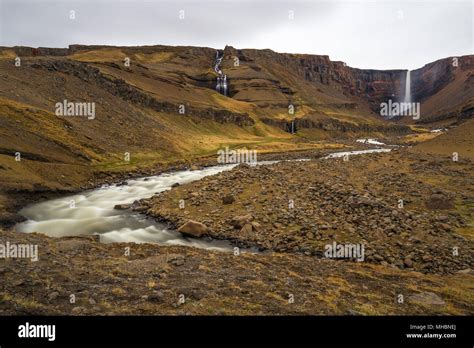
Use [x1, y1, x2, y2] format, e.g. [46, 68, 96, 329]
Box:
[0, 44, 472, 226]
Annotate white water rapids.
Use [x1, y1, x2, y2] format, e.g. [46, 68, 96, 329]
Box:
[16, 164, 240, 251]
[15, 148, 393, 250]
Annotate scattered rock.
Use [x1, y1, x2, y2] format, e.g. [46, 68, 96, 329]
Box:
[149, 291, 164, 302]
[114, 204, 131, 210]
[240, 223, 253, 234]
[230, 214, 253, 229]
[222, 194, 235, 205]
[404, 258, 414, 268]
[178, 220, 208, 238]
[425, 194, 454, 210]
[48, 292, 60, 301]
[168, 254, 185, 266]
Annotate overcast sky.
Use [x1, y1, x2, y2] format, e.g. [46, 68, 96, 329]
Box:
[0, 0, 472, 70]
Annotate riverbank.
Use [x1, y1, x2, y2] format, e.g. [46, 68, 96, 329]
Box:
[3, 136, 473, 315]
[140, 149, 474, 275]
[0, 145, 345, 229]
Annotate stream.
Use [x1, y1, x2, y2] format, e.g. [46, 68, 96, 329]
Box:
[15, 147, 393, 250]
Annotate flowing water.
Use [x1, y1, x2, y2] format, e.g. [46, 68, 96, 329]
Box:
[16, 164, 240, 251]
[356, 138, 386, 146]
[15, 149, 393, 249]
[401, 70, 412, 114]
[322, 148, 392, 159]
[214, 50, 228, 96]
[404, 70, 411, 104]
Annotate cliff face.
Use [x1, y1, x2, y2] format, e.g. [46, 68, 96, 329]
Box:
[411, 56, 470, 101]
[0, 44, 472, 141]
[289, 53, 407, 110]
[411, 56, 473, 123]
[226, 47, 472, 124]
[4, 44, 471, 125]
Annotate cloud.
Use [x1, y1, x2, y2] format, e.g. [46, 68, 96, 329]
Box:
[0, 0, 472, 69]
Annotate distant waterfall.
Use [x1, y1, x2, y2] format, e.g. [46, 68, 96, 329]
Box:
[404, 70, 411, 104]
[400, 70, 411, 115]
[287, 119, 297, 134]
[214, 50, 228, 96]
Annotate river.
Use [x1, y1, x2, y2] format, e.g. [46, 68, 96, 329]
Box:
[15, 147, 392, 250]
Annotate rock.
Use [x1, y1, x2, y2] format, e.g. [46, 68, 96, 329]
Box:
[171, 183, 180, 188]
[48, 291, 60, 301]
[114, 204, 131, 210]
[190, 165, 199, 171]
[425, 194, 454, 210]
[408, 292, 445, 306]
[240, 223, 253, 234]
[149, 291, 164, 302]
[230, 214, 253, 229]
[222, 194, 235, 205]
[169, 255, 185, 266]
[373, 254, 384, 262]
[71, 306, 83, 314]
[178, 220, 208, 238]
[404, 258, 414, 268]
[251, 221, 261, 230]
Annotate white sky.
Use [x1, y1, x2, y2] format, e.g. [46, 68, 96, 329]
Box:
[0, 0, 472, 70]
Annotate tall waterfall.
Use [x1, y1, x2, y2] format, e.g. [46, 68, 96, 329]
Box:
[398, 69, 411, 116]
[214, 51, 228, 96]
[404, 70, 411, 104]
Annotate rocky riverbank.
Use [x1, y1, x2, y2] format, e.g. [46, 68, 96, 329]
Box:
[139, 149, 473, 274]
[0, 147, 333, 229]
[2, 144, 473, 315]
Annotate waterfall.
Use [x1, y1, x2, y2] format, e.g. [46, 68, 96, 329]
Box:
[404, 70, 411, 104]
[399, 70, 411, 115]
[214, 50, 228, 96]
[288, 119, 296, 134]
[400, 70, 411, 115]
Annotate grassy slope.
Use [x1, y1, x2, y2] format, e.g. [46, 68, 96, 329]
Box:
[411, 119, 474, 160]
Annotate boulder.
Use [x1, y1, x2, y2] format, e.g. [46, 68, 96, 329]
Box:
[222, 194, 235, 205]
[178, 220, 208, 238]
[230, 214, 253, 229]
[114, 204, 131, 210]
[425, 194, 454, 210]
[240, 223, 253, 234]
[403, 257, 414, 268]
